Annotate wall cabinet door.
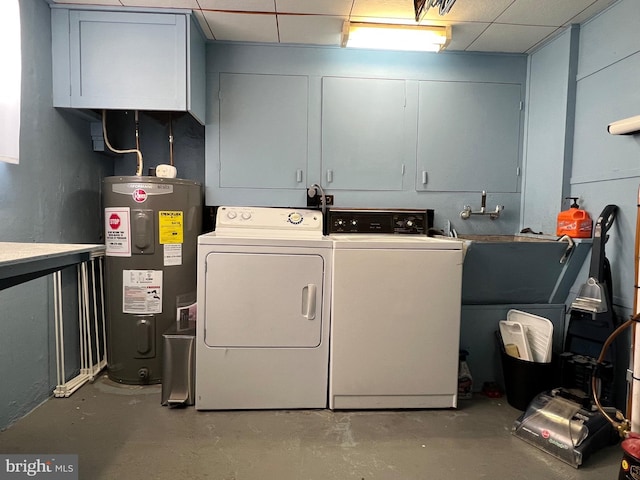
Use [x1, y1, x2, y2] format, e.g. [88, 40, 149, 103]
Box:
[321, 77, 407, 191]
[218, 73, 309, 190]
[52, 8, 205, 123]
[416, 81, 522, 192]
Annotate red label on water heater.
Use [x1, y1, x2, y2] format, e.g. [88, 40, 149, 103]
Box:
[132, 189, 147, 203]
[109, 213, 121, 230]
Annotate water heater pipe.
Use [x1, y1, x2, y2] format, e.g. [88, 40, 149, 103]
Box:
[102, 110, 144, 176]
[135, 110, 140, 152]
[169, 114, 174, 166]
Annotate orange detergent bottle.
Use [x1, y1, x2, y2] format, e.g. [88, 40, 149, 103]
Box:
[556, 197, 593, 238]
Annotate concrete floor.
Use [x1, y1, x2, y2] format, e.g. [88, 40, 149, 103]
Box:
[0, 374, 624, 479]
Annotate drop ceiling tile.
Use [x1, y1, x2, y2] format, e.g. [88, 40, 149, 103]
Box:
[278, 15, 344, 45]
[496, 0, 596, 27]
[50, 0, 124, 5]
[276, 0, 352, 16]
[120, 0, 199, 7]
[420, 0, 513, 23]
[50, 0, 616, 52]
[351, 0, 415, 20]
[566, 0, 618, 25]
[467, 23, 557, 53]
[444, 22, 491, 52]
[202, 11, 279, 41]
[198, 0, 276, 13]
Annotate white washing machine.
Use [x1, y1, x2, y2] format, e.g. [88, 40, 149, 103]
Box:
[328, 209, 464, 409]
[195, 206, 332, 410]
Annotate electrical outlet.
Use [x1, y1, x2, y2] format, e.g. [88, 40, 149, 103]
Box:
[306, 194, 334, 207]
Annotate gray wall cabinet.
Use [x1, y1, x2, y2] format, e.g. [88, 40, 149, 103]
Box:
[218, 73, 309, 189]
[51, 7, 205, 124]
[416, 81, 523, 193]
[321, 77, 408, 191]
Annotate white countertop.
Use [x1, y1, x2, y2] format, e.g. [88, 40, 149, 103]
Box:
[0, 242, 104, 265]
[0, 243, 105, 289]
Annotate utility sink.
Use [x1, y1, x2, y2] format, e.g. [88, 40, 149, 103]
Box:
[452, 234, 591, 304]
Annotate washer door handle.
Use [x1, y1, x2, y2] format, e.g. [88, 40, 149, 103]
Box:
[302, 284, 317, 320]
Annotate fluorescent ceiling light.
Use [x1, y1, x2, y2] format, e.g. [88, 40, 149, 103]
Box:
[342, 22, 451, 52]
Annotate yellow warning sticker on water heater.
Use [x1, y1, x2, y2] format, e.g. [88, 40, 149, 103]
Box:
[159, 211, 184, 244]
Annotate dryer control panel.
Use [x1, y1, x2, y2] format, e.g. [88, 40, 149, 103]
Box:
[215, 206, 323, 236]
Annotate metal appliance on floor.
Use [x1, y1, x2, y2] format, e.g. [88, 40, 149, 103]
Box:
[103, 176, 202, 384]
[327, 208, 464, 409]
[195, 206, 332, 410]
[512, 205, 621, 468]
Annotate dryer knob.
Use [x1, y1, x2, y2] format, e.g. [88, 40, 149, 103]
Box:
[241, 212, 252, 220]
[289, 212, 303, 224]
[226, 211, 237, 219]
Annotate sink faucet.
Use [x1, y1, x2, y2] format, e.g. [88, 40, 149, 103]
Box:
[460, 191, 504, 220]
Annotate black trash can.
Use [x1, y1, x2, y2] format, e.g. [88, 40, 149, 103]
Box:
[497, 331, 556, 410]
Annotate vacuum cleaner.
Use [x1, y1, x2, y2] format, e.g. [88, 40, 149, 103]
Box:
[512, 205, 622, 468]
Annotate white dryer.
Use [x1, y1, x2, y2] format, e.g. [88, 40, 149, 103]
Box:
[195, 206, 332, 410]
[328, 209, 464, 410]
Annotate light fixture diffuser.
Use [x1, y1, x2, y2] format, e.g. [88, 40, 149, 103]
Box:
[342, 22, 451, 52]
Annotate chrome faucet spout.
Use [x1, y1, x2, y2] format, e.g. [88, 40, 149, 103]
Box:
[460, 205, 472, 220]
[460, 193, 503, 220]
[489, 205, 504, 220]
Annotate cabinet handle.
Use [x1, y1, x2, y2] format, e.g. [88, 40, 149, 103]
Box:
[422, 171, 428, 184]
[327, 169, 333, 183]
[296, 169, 303, 183]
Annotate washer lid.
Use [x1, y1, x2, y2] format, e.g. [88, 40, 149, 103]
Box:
[330, 234, 463, 250]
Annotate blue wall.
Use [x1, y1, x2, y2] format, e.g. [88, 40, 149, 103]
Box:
[571, 0, 640, 315]
[0, 0, 112, 430]
[521, 27, 578, 234]
[526, 0, 639, 316]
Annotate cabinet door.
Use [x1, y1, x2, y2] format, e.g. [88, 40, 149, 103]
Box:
[416, 81, 522, 192]
[321, 77, 407, 191]
[204, 252, 324, 348]
[67, 10, 187, 111]
[218, 73, 309, 189]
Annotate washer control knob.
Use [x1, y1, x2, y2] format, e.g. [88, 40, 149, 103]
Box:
[241, 212, 252, 220]
[350, 219, 358, 227]
[226, 211, 237, 219]
[288, 212, 303, 224]
[405, 220, 414, 228]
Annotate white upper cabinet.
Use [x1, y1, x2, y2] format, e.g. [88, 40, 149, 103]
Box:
[51, 8, 205, 124]
[416, 81, 522, 192]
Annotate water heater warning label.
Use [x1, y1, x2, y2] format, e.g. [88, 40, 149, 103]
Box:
[123, 270, 163, 314]
[159, 211, 184, 244]
[105, 207, 131, 257]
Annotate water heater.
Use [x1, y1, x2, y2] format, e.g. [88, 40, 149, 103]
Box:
[103, 176, 202, 384]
